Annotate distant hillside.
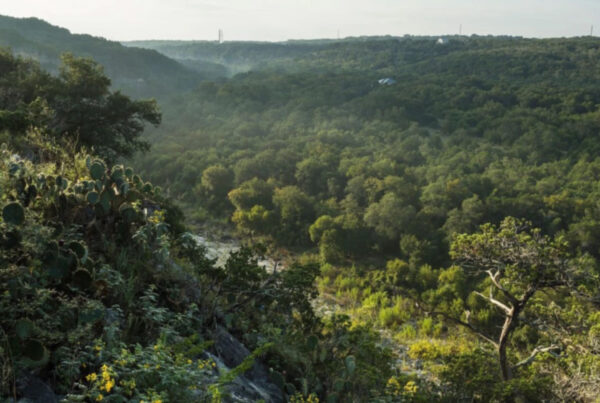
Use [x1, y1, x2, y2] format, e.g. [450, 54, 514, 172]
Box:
[127, 35, 600, 84]
[0, 15, 207, 98]
[124, 36, 421, 75]
[124, 39, 347, 75]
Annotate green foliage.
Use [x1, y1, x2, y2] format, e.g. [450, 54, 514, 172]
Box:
[125, 37, 600, 400]
[364, 192, 416, 241]
[2, 202, 24, 225]
[132, 36, 600, 269]
[0, 142, 204, 398]
[0, 49, 161, 162]
[436, 348, 499, 401]
[201, 165, 233, 197]
[4, 29, 600, 401]
[67, 339, 221, 402]
[89, 160, 106, 180]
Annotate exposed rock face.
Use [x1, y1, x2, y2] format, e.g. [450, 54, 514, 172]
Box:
[213, 326, 283, 403]
[17, 374, 58, 403]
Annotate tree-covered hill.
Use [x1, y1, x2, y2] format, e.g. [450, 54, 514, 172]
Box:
[126, 35, 600, 81]
[0, 14, 205, 98]
[137, 36, 600, 248]
[132, 35, 600, 401]
[124, 39, 346, 76]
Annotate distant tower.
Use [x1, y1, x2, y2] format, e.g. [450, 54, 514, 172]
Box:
[459, 24, 463, 35]
[591, 25, 594, 36]
[218, 29, 224, 44]
[337, 29, 340, 39]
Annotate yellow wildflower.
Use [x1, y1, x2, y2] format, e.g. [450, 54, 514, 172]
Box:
[103, 378, 115, 392]
[86, 373, 97, 382]
[403, 380, 418, 396]
[96, 394, 103, 401]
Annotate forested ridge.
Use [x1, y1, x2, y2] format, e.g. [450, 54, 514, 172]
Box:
[0, 14, 202, 97]
[1, 18, 600, 402]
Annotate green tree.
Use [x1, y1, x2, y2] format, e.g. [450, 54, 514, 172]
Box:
[200, 164, 233, 200]
[50, 53, 161, 161]
[273, 186, 315, 244]
[364, 192, 416, 241]
[0, 49, 52, 133]
[228, 178, 274, 211]
[309, 215, 336, 244]
[295, 157, 330, 196]
[443, 194, 485, 236]
[232, 204, 273, 235]
[449, 217, 585, 385]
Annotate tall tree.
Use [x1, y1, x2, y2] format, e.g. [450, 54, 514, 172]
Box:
[449, 217, 584, 383]
[49, 53, 161, 161]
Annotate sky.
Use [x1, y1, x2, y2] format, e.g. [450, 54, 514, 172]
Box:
[1, 0, 599, 42]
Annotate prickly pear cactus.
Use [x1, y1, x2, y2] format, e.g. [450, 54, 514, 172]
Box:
[2, 202, 25, 225]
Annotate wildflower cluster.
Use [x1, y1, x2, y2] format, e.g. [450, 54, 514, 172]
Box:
[71, 338, 222, 401]
[84, 364, 116, 401]
[148, 210, 166, 224]
[290, 393, 320, 402]
[385, 376, 422, 400]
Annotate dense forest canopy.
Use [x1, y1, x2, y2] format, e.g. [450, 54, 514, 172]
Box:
[2, 15, 600, 402]
[138, 35, 600, 258]
[132, 34, 600, 401]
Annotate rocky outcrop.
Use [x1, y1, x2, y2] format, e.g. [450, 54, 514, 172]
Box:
[213, 326, 283, 403]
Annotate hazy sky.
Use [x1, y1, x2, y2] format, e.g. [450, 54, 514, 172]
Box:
[2, 0, 599, 41]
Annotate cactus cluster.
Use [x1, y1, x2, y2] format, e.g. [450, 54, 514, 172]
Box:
[81, 157, 157, 221]
[42, 239, 91, 284]
[1, 153, 165, 374]
[2, 202, 24, 225]
[2, 155, 159, 284]
[12, 318, 45, 363]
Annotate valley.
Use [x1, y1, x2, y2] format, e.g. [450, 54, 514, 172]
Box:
[1, 12, 600, 402]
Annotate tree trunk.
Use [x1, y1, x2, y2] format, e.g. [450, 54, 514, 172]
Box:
[498, 316, 513, 381]
[498, 305, 520, 382]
